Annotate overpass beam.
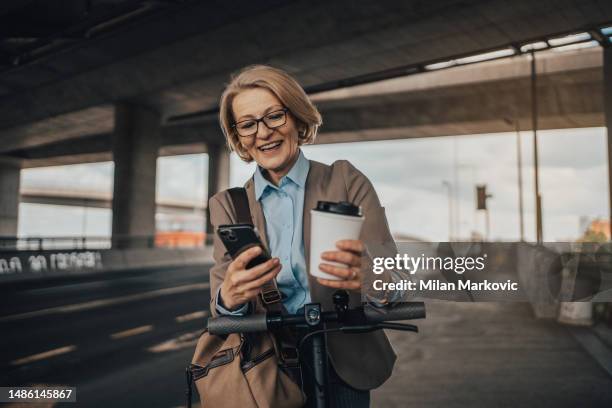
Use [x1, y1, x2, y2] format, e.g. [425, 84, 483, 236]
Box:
[206, 142, 230, 235]
[606, 47, 612, 238]
[0, 157, 21, 236]
[111, 103, 161, 249]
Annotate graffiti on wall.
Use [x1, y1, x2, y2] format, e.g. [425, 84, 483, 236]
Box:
[0, 251, 103, 275]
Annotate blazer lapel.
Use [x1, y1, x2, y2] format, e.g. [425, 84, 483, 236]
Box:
[302, 162, 320, 279]
[245, 177, 269, 250]
[302, 161, 337, 309]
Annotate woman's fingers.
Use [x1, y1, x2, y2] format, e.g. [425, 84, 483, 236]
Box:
[224, 262, 281, 306]
[231, 246, 263, 270]
[321, 250, 361, 267]
[241, 264, 281, 291]
[318, 262, 361, 291]
[336, 239, 365, 254]
[316, 277, 361, 290]
[232, 257, 279, 285]
[318, 262, 356, 279]
[316, 240, 364, 293]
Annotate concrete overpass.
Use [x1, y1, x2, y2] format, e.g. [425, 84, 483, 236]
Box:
[20, 188, 205, 215]
[0, 0, 611, 244]
[7, 45, 605, 166]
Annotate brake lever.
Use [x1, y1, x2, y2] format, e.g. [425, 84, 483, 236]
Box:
[338, 322, 419, 334]
[339, 325, 378, 334]
[377, 322, 419, 332]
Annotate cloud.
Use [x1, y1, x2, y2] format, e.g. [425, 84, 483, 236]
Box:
[157, 154, 207, 202]
[21, 162, 114, 193]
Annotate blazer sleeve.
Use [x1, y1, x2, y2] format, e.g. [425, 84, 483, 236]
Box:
[337, 160, 411, 303]
[208, 192, 257, 318]
[208, 194, 233, 317]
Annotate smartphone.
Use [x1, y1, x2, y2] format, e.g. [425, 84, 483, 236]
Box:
[217, 224, 271, 269]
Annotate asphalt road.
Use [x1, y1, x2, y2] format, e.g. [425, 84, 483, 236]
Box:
[0, 265, 211, 408]
[372, 301, 612, 408]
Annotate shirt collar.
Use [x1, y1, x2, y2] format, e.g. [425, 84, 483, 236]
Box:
[254, 150, 310, 201]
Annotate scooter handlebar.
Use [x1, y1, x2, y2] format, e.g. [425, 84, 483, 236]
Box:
[363, 302, 426, 323]
[207, 302, 426, 335]
[207, 313, 268, 335]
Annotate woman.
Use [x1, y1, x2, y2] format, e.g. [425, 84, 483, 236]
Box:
[209, 65, 398, 407]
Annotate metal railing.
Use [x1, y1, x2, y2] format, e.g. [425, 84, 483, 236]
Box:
[0, 234, 213, 251]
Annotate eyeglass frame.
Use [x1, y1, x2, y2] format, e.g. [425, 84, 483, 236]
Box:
[232, 107, 290, 137]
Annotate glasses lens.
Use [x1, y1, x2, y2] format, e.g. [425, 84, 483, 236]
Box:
[263, 110, 286, 128]
[236, 120, 257, 136]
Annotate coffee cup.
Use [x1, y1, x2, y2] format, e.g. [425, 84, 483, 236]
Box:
[309, 201, 365, 281]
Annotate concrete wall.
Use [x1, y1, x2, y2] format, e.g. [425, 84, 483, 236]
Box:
[0, 246, 213, 286]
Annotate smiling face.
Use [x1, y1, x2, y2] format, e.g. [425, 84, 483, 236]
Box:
[232, 87, 301, 184]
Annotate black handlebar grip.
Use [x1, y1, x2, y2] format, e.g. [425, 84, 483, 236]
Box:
[207, 314, 268, 335]
[364, 302, 426, 323]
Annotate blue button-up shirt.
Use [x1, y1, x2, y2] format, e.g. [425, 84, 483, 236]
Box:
[216, 150, 311, 315]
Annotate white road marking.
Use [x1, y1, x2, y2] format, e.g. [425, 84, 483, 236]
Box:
[110, 325, 153, 339]
[0, 283, 210, 323]
[11, 345, 77, 366]
[147, 330, 202, 353]
[175, 310, 208, 323]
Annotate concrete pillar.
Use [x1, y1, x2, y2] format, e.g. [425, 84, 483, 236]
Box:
[206, 142, 230, 236]
[605, 47, 612, 238]
[0, 157, 21, 237]
[111, 103, 161, 249]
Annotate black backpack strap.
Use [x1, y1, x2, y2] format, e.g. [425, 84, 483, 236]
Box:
[227, 187, 252, 225]
[226, 187, 298, 372]
[226, 187, 282, 309]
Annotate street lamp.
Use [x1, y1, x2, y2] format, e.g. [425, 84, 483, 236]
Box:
[442, 180, 454, 241]
[504, 117, 526, 242]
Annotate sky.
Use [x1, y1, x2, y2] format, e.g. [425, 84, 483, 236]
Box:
[18, 126, 609, 242]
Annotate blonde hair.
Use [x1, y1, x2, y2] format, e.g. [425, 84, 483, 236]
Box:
[219, 65, 322, 162]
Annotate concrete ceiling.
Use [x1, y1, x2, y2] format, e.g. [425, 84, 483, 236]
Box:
[12, 46, 603, 167]
[0, 0, 611, 161]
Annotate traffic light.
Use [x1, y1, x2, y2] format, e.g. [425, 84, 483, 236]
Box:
[476, 185, 491, 210]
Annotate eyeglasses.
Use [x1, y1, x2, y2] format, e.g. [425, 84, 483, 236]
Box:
[232, 108, 289, 137]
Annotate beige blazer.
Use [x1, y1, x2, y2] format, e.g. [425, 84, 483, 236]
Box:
[208, 158, 397, 390]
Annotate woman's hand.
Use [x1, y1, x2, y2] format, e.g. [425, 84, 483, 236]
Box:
[219, 246, 281, 310]
[317, 239, 364, 291]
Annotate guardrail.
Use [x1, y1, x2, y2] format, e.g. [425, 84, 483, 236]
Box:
[0, 234, 214, 252]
